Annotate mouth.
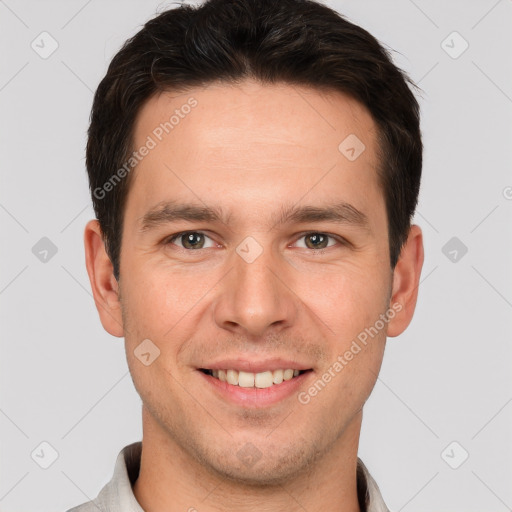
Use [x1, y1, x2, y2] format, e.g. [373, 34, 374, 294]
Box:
[198, 368, 312, 389]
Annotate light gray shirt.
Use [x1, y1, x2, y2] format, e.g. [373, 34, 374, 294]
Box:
[67, 442, 391, 512]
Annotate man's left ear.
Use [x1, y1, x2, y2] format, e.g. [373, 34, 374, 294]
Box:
[387, 224, 424, 337]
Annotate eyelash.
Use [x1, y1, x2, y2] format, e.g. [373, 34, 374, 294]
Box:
[164, 231, 346, 251]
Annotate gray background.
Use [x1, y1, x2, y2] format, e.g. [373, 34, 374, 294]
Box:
[1, 0, 511, 510]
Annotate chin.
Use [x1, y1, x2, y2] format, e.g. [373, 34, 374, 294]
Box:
[197, 440, 320, 488]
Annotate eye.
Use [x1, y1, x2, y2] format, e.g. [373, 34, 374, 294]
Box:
[166, 231, 217, 250]
[293, 232, 338, 250]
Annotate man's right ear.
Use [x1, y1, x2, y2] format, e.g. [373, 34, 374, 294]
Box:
[84, 219, 124, 337]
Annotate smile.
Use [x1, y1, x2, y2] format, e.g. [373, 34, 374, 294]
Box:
[199, 368, 310, 388]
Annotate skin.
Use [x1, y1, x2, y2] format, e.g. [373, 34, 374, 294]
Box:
[85, 80, 423, 512]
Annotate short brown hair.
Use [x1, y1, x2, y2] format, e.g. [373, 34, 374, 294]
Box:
[86, 0, 422, 279]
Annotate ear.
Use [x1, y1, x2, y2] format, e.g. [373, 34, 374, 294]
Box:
[387, 224, 424, 337]
[84, 219, 124, 337]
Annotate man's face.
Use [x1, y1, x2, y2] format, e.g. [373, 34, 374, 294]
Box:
[117, 81, 395, 483]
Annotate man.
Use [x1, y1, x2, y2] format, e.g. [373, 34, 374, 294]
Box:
[70, 0, 424, 510]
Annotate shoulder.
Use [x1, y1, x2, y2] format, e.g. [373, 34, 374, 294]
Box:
[66, 501, 101, 512]
[64, 442, 143, 512]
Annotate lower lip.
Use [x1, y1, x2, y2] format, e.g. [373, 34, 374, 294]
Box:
[197, 370, 313, 408]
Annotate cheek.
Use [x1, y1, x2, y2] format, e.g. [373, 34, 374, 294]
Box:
[120, 267, 216, 373]
[297, 264, 389, 338]
[121, 267, 198, 333]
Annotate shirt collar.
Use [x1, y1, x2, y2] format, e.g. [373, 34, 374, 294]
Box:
[86, 442, 390, 512]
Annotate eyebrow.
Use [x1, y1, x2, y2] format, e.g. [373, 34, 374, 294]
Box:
[139, 200, 370, 232]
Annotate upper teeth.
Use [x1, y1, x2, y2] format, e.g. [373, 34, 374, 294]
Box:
[210, 369, 301, 388]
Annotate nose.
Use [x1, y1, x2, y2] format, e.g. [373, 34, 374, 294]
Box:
[212, 243, 298, 339]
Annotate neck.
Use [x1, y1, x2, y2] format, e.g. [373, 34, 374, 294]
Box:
[133, 407, 363, 512]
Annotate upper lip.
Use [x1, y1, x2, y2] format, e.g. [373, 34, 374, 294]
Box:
[198, 358, 313, 374]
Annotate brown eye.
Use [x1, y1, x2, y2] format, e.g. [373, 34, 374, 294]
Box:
[167, 231, 215, 250]
[303, 233, 330, 249]
[181, 232, 205, 249]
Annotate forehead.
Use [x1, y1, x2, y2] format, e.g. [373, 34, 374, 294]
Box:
[126, 80, 383, 229]
[135, 80, 377, 159]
